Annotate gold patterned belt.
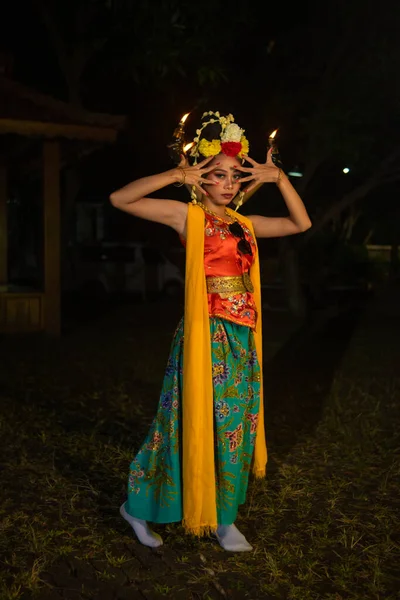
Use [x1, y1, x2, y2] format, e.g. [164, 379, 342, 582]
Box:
[206, 274, 254, 295]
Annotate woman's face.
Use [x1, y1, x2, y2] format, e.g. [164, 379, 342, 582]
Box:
[203, 154, 242, 206]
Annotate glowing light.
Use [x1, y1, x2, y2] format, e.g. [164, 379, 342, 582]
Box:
[343, 167, 350, 174]
[183, 142, 194, 153]
[269, 129, 278, 139]
[180, 113, 190, 124]
[288, 169, 303, 177]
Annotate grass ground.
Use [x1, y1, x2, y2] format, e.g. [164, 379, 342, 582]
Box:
[0, 292, 399, 599]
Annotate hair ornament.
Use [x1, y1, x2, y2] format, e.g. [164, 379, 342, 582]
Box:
[190, 111, 249, 162]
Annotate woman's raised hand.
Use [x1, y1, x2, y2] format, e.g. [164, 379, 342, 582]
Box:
[176, 155, 217, 197]
[237, 148, 280, 193]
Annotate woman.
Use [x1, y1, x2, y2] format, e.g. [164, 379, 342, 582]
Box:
[110, 111, 311, 552]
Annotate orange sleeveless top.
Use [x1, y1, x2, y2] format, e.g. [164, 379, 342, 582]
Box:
[182, 212, 257, 329]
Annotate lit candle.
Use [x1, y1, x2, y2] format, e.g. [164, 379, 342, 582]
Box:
[183, 142, 194, 154]
[268, 129, 278, 149]
[167, 113, 190, 164]
[268, 128, 283, 169]
[234, 129, 283, 212]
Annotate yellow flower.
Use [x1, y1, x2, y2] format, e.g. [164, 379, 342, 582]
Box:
[239, 135, 249, 156]
[198, 138, 221, 157]
[213, 363, 225, 377]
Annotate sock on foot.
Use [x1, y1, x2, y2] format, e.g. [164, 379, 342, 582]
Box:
[216, 524, 253, 552]
[120, 503, 163, 548]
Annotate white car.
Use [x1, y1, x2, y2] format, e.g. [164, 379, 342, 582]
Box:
[65, 242, 184, 301]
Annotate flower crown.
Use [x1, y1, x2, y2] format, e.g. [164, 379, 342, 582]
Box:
[190, 111, 249, 161]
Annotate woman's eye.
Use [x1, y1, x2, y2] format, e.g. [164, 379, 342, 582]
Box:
[214, 173, 225, 179]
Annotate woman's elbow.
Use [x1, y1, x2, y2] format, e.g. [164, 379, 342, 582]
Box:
[109, 192, 120, 208]
[300, 219, 312, 232]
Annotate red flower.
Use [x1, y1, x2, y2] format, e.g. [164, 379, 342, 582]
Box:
[221, 141, 242, 157]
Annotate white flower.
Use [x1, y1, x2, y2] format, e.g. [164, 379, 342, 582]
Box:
[221, 123, 243, 143]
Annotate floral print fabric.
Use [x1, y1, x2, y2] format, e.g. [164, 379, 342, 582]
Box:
[126, 317, 261, 526]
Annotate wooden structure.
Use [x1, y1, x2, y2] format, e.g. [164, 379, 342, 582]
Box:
[0, 75, 125, 334]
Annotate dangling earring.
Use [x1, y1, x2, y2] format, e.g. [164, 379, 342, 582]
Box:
[190, 156, 198, 204]
[234, 190, 245, 212]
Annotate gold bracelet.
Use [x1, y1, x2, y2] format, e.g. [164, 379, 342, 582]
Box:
[174, 167, 186, 187]
[276, 168, 282, 185]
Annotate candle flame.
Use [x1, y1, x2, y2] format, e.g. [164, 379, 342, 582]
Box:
[183, 142, 194, 153]
[269, 129, 278, 139]
[180, 113, 190, 124]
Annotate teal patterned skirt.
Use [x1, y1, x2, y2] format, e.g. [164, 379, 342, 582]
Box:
[126, 317, 261, 526]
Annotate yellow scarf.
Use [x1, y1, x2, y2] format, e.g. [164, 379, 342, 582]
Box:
[182, 203, 267, 536]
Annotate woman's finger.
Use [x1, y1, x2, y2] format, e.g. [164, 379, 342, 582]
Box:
[235, 165, 253, 173]
[195, 184, 208, 196]
[238, 175, 255, 183]
[243, 181, 257, 193]
[179, 154, 189, 168]
[197, 155, 215, 167]
[242, 155, 258, 166]
[266, 148, 274, 166]
[200, 178, 218, 185]
[201, 164, 219, 173]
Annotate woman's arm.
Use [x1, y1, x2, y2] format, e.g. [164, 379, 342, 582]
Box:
[109, 156, 215, 236]
[110, 169, 187, 235]
[237, 150, 312, 239]
[249, 171, 312, 238]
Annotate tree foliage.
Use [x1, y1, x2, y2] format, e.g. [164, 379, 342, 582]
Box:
[270, 0, 400, 231]
[34, 0, 400, 240]
[34, 0, 260, 106]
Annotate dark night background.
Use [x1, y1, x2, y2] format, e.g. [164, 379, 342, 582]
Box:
[2, 0, 399, 315]
[0, 2, 399, 599]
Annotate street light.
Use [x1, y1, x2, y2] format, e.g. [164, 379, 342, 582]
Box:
[288, 166, 303, 177]
[343, 167, 350, 174]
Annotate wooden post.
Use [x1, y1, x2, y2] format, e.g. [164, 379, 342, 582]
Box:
[0, 165, 7, 285]
[43, 141, 61, 335]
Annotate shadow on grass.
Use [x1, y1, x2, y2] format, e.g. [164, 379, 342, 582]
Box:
[263, 299, 370, 461]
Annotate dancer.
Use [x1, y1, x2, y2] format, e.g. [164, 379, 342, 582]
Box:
[110, 111, 311, 551]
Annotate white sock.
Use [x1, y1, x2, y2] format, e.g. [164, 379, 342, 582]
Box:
[216, 524, 253, 552]
[120, 503, 163, 548]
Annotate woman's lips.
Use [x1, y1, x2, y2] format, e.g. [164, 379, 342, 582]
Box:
[222, 194, 233, 199]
